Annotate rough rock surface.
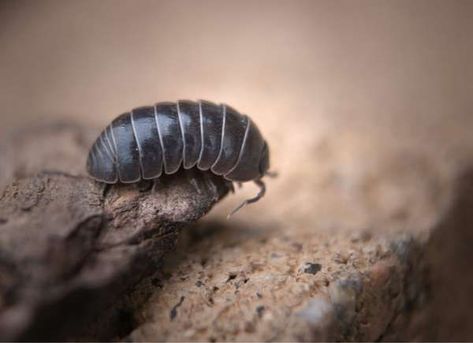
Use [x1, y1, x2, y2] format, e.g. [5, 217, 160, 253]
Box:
[129, 129, 473, 341]
[131, 227, 422, 341]
[0, 123, 229, 341]
[2, 122, 472, 341]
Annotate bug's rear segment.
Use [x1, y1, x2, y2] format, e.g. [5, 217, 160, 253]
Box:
[87, 100, 270, 185]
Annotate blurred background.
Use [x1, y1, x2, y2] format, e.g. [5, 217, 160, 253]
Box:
[1, 1, 473, 340]
[1, 0, 472, 229]
[1, 0, 472, 140]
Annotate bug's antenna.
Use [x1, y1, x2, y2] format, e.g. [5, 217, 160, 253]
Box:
[227, 179, 266, 218]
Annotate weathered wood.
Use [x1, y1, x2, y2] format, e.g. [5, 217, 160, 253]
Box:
[0, 123, 230, 340]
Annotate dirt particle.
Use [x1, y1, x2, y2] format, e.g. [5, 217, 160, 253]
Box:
[256, 305, 265, 318]
[226, 273, 237, 282]
[303, 262, 322, 275]
[333, 253, 349, 264]
[270, 252, 283, 259]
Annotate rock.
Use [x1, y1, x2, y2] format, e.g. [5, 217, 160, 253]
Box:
[2, 122, 472, 341]
[127, 130, 473, 341]
[0, 122, 230, 340]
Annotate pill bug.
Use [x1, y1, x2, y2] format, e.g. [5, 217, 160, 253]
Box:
[86, 100, 272, 215]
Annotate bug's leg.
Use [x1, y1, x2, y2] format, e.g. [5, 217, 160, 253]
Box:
[228, 181, 235, 194]
[186, 170, 202, 195]
[203, 172, 217, 195]
[137, 179, 154, 192]
[236, 182, 243, 189]
[152, 178, 159, 192]
[227, 179, 266, 218]
[102, 183, 112, 197]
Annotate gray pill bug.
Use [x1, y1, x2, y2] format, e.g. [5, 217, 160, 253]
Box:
[86, 100, 273, 216]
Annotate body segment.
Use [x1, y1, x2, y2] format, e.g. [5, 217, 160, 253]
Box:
[197, 101, 224, 171]
[111, 112, 141, 183]
[131, 106, 163, 179]
[155, 103, 183, 174]
[177, 100, 202, 169]
[211, 105, 248, 176]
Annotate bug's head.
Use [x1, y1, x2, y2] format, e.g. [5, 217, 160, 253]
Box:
[259, 141, 270, 177]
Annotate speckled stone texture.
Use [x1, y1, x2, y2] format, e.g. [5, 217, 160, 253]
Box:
[130, 229, 422, 341]
[128, 129, 473, 341]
